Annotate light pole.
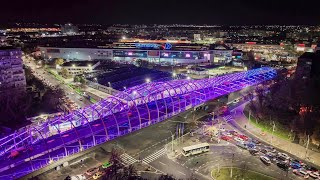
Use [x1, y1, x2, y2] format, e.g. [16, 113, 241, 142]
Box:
[168, 131, 174, 153]
[305, 134, 310, 159]
[271, 121, 275, 145]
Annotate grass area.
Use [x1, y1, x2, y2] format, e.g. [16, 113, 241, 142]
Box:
[89, 97, 97, 103]
[243, 109, 291, 141]
[47, 68, 65, 83]
[211, 167, 275, 180]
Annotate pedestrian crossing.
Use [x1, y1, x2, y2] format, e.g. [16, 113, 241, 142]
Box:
[120, 153, 138, 165]
[223, 115, 234, 122]
[142, 147, 166, 164]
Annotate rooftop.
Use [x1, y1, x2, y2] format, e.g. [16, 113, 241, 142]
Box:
[62, 60, 99, 67]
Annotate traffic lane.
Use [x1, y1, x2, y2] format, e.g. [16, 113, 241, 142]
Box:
[151, 156, 199, 179]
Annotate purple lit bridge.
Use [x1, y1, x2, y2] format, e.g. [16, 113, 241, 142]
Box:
[0, 67, 277, 179]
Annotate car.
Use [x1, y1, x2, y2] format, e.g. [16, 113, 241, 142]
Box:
[238, 134, 249, 141]
[234, 137, 244, 143]
[71, 175, 86, 180]
[251, 139, 261, 145]
[102, 161, 113, 169]
[222, 132, 233, 137]
[293, 169, 310, 179]
[249, 149, 259, 156]
[246, 142, 256, 149]
[221, 135, 232, 141]
[85, 167, 99, 176]
[236, 142, 247, 149]
[93, 171, 103, 179]
[277, 161, 289, 171]
[309, 171, 320, 179]
[277, 153, 290, 162]
[233, 99, 240, 104]
[290, 162, 302, 169]
[260, 156, 271, 165]
[229, 130, 238, 136]
[305, 165, 318, 173]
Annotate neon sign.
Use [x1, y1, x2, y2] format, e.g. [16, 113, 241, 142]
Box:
[135, 43, 160, 49]
[164, 43, 172, 50]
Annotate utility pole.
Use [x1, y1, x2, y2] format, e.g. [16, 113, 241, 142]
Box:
[230, 153, 234, 178]
[305, 134, 310, 159]
[271, 121, 275, 145]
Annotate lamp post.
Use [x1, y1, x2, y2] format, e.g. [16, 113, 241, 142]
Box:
[168, 131, 174, 152]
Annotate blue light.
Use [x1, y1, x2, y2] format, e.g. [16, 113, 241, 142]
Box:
[164, 43, 172, 50]
[135, 43, 160, 49]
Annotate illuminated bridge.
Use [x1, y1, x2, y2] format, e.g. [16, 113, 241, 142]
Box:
[0, 67, 277, 179]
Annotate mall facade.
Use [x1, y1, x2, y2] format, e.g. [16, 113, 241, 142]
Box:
[39, 42, 234, 65]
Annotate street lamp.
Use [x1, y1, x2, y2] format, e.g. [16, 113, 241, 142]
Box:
[122, 36, 126, 40]
[187, 76, 191, 80]
[145, 78, 151, 83]
[172, 72, 177, 78]
[72, 64, 76, 67]
[168, 131, 174, 152]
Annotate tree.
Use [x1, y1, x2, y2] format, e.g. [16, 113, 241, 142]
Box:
[61, 68, 69, 78]
[158, 174, 176, 180]
[42, 87, 65, 109]
[55, 58, 65, 66]
[74, 76, 81, 82]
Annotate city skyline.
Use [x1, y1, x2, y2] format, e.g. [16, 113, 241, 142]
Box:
[1, 0, 320, 25]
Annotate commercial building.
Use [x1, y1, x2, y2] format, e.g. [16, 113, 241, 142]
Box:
[57, 61, 100, 76]
[39, 42, 241, 65]
[0, 47, 26, 92]
[39, 42, 211, 65]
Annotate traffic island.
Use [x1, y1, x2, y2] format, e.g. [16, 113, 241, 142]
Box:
[211, 167, 276, 180]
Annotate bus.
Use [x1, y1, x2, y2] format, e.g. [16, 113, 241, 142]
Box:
[182, 143, 210, 156]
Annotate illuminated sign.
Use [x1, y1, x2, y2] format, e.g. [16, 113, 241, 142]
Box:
[135, 43, 160, 49]
[164, 43, 172, 50]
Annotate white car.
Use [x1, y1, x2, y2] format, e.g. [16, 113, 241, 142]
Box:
[260, 156, 271, 165]
[309, 171, 320, 179]
[71, 174, 86, 180]
[233, 99, 240, 104]
[234, 137, 244, 143]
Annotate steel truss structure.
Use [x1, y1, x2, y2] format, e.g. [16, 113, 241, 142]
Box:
[0, 67, 276, 179]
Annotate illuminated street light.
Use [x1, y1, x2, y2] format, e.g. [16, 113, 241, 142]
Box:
[172, 72, 177, 77]
[187, 76, 191, 80]
[133, 90, 137, 95]
[72, 64, 76, 67]
[122, 36, 126, 40]
[145, 78, 151, 83]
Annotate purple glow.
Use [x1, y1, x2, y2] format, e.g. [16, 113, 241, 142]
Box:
[0, 68, 277, 179]
[128, 52, 133, 56]
[163, 53, 169, 57]
[185, 53, 191, 58]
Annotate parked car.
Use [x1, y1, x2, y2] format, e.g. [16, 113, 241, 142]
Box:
[238, 134, 249, 141]
[305, 165, 318, 174]
[85, 167, 99, 176]
[290, 162, 302, 169]
[309, 171, 320, 179]
[277, 153, 290, 162]
[70, 175, 86, 180]
[93, 172, 103, 180]
[102, 161, 113, 169]
[249, 149, 259, 156]
[236, 142, 247, 149]
[251, 139, 261, 145]
[221, 135, 232, 141]
[277, 161, 289, 171]
[246, 142, 256, 149]
[260, 156, 271, 165]
[234, 137, 244, 143]
[293, 169, 310, 179]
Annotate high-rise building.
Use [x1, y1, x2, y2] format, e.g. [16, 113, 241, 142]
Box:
[296, 44, 320, 80]
[0, 47, 26, 92]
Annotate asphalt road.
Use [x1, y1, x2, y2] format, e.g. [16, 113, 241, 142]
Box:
[23, 56, 91, 108]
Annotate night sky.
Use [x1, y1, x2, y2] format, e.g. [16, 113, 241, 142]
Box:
[1, 0, 319, 25]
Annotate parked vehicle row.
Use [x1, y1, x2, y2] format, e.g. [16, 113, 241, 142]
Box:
[219, 129, 320, 179]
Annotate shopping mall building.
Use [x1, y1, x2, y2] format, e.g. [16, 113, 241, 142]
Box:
[39, 42, 234, 65]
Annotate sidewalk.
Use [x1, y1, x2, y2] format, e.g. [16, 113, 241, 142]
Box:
[231, 102, 320, 167]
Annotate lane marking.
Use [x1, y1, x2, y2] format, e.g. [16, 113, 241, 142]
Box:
[159, 161, 166, 166]
[177, 171, 186, 176]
